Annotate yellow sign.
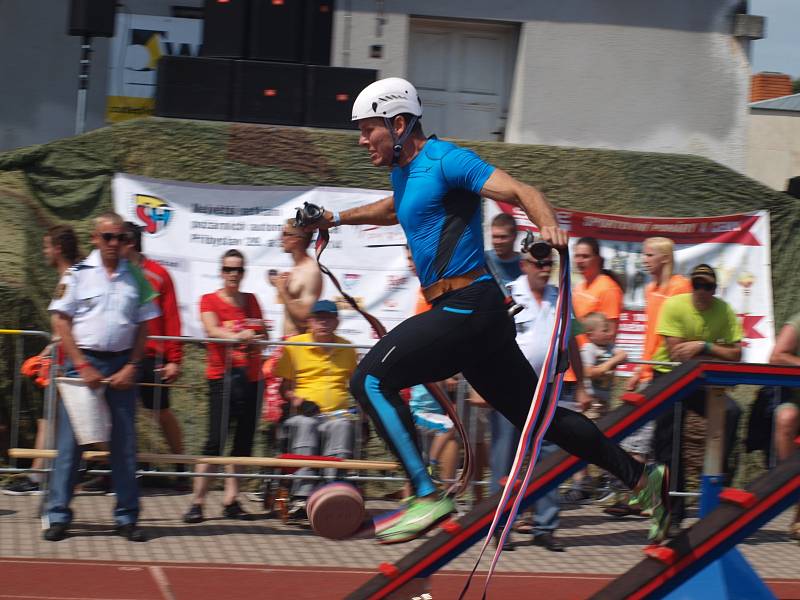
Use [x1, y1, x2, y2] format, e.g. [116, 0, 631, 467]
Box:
[106, 96, 155, 123]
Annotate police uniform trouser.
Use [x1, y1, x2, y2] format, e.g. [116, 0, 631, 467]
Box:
[47, 353, 139, 526]
[350, 280, 645, 497]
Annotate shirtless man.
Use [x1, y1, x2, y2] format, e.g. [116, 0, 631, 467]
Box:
[269, 219, 323, 336]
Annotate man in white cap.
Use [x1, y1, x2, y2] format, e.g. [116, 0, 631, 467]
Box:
[303, 77, 671, 544]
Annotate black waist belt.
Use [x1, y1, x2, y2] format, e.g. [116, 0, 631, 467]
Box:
[82, 349, 131, 358]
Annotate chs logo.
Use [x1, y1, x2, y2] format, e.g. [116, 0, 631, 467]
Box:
[135, 194, 174, 235]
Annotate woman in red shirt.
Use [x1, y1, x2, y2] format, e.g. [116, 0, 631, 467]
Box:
[184, 249, 265, 524]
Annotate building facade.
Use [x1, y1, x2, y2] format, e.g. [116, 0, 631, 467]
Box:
[747, 93, 800, 191]
[2, 0, 758, 174]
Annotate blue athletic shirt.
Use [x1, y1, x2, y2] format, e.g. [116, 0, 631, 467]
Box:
[391, 136, 495, 288]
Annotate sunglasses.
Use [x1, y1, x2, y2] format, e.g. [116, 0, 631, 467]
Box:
[692, 280, 716, 292]
[222, 266, 245, 274]
[524, 258, 554, 268]
[100, 232, 130, 243]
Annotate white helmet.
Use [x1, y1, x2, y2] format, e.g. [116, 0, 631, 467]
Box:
[351, 77, 423, 122]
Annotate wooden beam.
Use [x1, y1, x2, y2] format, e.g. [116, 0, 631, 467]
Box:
[8, 449, 399, 472]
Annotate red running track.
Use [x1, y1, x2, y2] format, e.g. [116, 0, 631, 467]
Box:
[1, 559, 799, 600]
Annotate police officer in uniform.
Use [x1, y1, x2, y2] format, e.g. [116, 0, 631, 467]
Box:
[44, 212, 160, 542]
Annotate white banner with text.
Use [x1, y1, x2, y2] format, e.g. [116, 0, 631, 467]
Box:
[113, 174, 410, 345]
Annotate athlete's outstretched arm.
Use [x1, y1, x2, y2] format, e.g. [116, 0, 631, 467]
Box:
[316, 195, 397, 229]
[480, 169, 568, 248]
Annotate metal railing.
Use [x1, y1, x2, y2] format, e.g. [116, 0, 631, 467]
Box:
[0, 330, 772, 507]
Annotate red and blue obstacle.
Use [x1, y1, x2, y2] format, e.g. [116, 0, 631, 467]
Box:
[346, 362, 800, 600]
[592, 450, 799, 599]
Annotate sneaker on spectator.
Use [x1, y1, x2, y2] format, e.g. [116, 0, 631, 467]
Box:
[595, 489, 624, 507]
[603, 499, 643, 518]
[183, 504, 203, 524]
[2, 476, 42, 496]
[561, 487, 592, 504]
[246, 491, 266, 503]
[286, 499, 308, 522]
[80, 475, 113, 495]
[223, 500, 252, 520]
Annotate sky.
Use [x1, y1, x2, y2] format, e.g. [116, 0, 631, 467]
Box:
[750, 0, 800, 78]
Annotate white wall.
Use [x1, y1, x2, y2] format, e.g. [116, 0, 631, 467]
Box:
[747, 111, 800, 190]
[333, 0, 752, 172]
[505, 17, 750, 172]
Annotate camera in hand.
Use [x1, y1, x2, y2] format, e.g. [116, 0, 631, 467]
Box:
[521, 231, 552, 260]
[294, 201, 325, 228]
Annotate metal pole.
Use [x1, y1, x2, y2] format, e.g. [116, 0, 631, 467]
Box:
[9, 337, 23, 469]
[39, 341, 59, 527]
[699, 386, 727, 517]
[669, 400, 683, 495]
[149, 351, 164, 458]
[74, 35, 92, 135]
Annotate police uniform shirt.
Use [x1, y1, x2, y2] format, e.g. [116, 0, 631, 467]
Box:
[509, 275, 560, 377]
[48, 249, 160, 352]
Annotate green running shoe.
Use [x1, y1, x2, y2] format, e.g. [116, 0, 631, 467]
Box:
[634, 463, 671, 542]
[376, 494, 455, 545]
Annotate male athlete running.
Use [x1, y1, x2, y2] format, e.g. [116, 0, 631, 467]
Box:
[304, 77, 670, 544]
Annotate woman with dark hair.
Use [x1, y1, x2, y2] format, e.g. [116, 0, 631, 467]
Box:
[183, 249, 265, 524]
[561, 237, 625, 503]
[572, 237, 624, 338]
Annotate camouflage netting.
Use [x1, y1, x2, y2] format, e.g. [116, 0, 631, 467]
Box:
[1, 118, 798, 480]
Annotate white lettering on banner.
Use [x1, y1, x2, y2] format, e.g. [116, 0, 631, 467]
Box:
[113, 174, 412, 345]
[485, 202, 775, 370]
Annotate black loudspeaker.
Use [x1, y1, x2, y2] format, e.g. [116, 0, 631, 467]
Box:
[232, 61, 306, 125]
[201, 0, 250, 58]
[787, 176, 800, 200]
[154, 56, 234, 121]
[305, 66, 377, 129]
[68, 0, 117, 37]
[303, 0, 334, 65]
[249, 0, 306, 63]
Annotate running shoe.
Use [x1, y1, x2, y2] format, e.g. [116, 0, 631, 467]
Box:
[632, 463, 671, 542]
[2, 476, 42, 496]
[376, 494, 455, 544]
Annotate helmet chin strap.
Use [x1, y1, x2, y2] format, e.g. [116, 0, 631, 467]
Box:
[384, 115, 419, 165]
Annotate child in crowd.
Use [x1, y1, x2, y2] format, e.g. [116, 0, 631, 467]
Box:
[580, 312, 628, 420]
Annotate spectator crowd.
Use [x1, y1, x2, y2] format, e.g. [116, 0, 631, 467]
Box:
[2, 211, 798, 547]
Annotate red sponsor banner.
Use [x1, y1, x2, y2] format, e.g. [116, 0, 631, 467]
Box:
[498, 204, 763, 246]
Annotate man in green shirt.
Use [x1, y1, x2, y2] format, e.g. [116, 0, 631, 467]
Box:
[651, 264, 743, 536]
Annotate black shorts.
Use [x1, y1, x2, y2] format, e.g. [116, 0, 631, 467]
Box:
[138, 356, 171, 410]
